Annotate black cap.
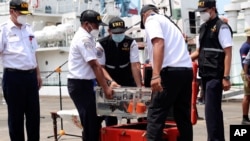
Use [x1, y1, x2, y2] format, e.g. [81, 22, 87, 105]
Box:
[10, 0, 31, 15]
[109, 17, 126, 33]
[140, 4, 158, 15]
[140, 4, 158, 29]
[80, 10, 107, 26]
[194, 0, 216, 12]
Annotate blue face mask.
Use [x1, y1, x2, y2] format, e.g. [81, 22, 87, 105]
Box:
[111, 33, 125, 43]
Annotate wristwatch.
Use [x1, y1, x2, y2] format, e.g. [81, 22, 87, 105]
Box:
[107, 80, 113, 86]
[223, 76, 230, 81]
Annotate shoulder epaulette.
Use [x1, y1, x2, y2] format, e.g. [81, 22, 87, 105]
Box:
[25, 23, 31, 26]
[216, 19, 233, 37]
[98, 36, 110, 42]
[0, 22, 7, 27]
[124, 35, 133, 40]
[0, 22, 7, 32]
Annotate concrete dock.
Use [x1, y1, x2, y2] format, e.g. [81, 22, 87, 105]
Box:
[0, 90, 245, 141]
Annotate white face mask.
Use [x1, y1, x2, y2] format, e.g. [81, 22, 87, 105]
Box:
[90, 29, 99, 38]
[200, 12, 210, 22]
[89, 24, 99, 38]
[13, 11, 26, 25]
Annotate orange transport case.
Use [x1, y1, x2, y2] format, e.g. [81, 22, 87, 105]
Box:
[101, 122, 178, 141]
[101, 62, 198, 141]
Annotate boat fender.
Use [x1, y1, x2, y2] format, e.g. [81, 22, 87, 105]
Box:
[191, 62, 198, 125]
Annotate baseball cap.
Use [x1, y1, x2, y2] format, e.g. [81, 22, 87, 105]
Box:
[140, 4, 158, 15]
[9, 0, 31, 15]
[80, 10, 107, 26]
[194, 0, 216, 12]
[140, 4, 158, 29]
[109, 17, 126, 33]
[245, 27, 250, 37]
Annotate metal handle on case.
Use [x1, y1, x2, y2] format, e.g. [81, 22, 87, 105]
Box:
[142, 131, 147, 137]
[121, 130, 126, 136]
[163, 130, 168, 135]
[142, 131, 167, 137]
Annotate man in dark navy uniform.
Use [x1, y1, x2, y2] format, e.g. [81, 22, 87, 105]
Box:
[191, 0, 233, 140]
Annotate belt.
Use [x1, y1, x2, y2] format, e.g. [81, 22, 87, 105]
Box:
[163, 67, 192, 71]
[4, 68, 36, 73]
[68, 78, 95, 82]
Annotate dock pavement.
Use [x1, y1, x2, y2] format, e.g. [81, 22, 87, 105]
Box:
[0, 86, 245, 141]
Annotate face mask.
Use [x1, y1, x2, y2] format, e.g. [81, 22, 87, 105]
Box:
[14, 11, 27, 25]
[90, 29, 99, 38]
[89, 24, 99, 38]
[200, 12, 210, 22]
[17, 15, 27, 25]
[112, 33, 125, 43]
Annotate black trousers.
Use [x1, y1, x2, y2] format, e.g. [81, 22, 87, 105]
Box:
[202, 77, 225, 141]
[2, 69, 40, 141]
[146, 67, 193, 141]
[98, 115, 118, 126]
[67, 79, 99, 141]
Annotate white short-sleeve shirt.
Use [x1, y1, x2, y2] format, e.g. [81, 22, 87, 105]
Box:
[96, 39, 140, 65]
[0, 20, 38, 70]
[218, 24, 233, 48]
[67, 27, 98, 79]
[145, 14, 192, 68]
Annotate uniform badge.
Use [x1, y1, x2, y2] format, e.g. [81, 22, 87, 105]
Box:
[221, 24, 229, 30]
[211, 25, 216, 32]
[96, 47, 104, 58]
[123, 42, 129, 47]
[8, 33, 17, 37]
[121, 42, 130, 51]
[84, 41, 93, 50]
[8, 33, 19, 42]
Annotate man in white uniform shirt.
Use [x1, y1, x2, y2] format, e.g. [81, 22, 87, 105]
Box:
[0, 0, 42, 141]
[140, 4, 193, 141]
[67, 10, 113, 141]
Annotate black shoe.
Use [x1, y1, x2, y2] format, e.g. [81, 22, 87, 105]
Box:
[198, 116, 204, 120]
[197, 100, 205, 105]
[241, 119, 250, 125]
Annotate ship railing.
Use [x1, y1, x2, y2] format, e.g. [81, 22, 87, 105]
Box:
[0, 71, 67, 86]
[41, 71, 68, 86]
[56, 0, 76, 14]
[31, 0, 81, 15]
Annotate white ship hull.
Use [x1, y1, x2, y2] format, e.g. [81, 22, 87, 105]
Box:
[0, 0, 244, 99]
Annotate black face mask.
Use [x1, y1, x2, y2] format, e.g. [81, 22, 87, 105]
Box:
[140, 15, 145, 29]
